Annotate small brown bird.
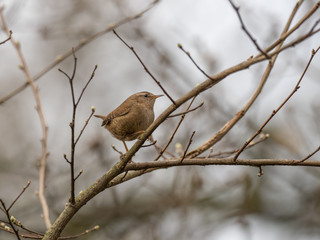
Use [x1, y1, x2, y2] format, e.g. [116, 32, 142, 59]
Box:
[94, 91, 162, 152]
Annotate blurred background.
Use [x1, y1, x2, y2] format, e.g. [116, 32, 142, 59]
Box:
[0, 0, 320, 239]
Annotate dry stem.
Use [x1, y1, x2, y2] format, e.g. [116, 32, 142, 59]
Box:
[0, 9, 51, 229]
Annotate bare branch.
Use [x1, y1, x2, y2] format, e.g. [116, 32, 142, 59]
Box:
[141, 140, 157, 148]
[0, 1, 159, 104]
[63, 154, 71, 164]
[309, 18, 320, 33]
[154, 96, 198, 161]
[0, 29, 12, 45]
[74, 170, 83, 182]
[180, 131, 196, 163]
[228, 0, 270, 58]
[124, 158, 320, 172]
[257, 166, 263, 177]
[168, 101, 204, 118]
[208, 133, 269, 158]
[113, 29, 176, 105]
[8, 181, 31, 212]
[57, 225, 100, 239]
[258, 1, 320, 58]
[0, 200, 21, 240]
[234, 46, 320, 161]
[0, 10, 51, 229]
[298, 145, 320, 163]
[75, 65, 98, 107]
[42, 3, 320, 238]
[112, 145, 124, 156]
[0, 220, 99, 239]
[59, 50, 97, 205]
[75, 106, 96, 145]
[178, 43, 215, 80]
[187, 0, 304, 159]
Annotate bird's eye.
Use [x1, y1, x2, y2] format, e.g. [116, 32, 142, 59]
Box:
[144, 94, 148, 98]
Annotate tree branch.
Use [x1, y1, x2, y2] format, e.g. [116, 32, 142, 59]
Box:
[154, 95, 198, 161]
[298, 145, 320, 163]
[0, 200, 21, 240]
[8, 181, 31, 212]
[125, 157, 320, 171]
[113, 29, 176, 105]
[59, 51, 97, 204]
[0, 10, 51, 230]
[186, 0, 305, 158]
[228, 0, 270, 58]
[0, 0, 159, 104]
[42, 2, 320, 239]
[0, 29, 12, 45]
[233, 46, 320, 160]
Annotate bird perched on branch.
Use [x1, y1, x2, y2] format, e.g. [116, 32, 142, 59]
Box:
[94, 91, 162, 152]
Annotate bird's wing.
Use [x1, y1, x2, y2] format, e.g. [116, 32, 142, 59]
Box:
[103, 107, 130, 126]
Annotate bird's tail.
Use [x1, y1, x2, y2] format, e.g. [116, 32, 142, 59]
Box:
[94, 114, 107, 127]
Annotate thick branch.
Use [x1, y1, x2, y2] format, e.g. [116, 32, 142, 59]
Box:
[124, 158, 320, 171]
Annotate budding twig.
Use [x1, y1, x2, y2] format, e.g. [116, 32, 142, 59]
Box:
[59, 49, 97, 204]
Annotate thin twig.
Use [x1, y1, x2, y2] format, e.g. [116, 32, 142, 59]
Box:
[180, 131, 196, 163]
[298, 145, 320, 163]
[187, 0, 304, 159]
[257, 166, 263, 177]
[233, 46, 320, 161]
[0, 1, 159, 104]
[8, 181, 31, 212]
[59, 53, 77, 204]
[178, 44, 215, 80]
[0, 29, 12, 45]
[13, 219, 43, 238]
[0, 222, 99, 239]
[271, 28, 320, 57]
[0, 10, 52, 229]
[256, 1, 320, 58]
[75, 106, 96, 145]
[57, 225, 100, 239]
[63, 154, 71, 164]
[113, 29, 176, 105]
[59, 50, 97, 204]
[75, 65, 98, 107]
[309, 18, 320, 33]
[141, 140, 157, 148]
[154, 96, 198, 161]
[228, 0, 270, 58]
[74, 170, 83, 181]
[208, 132, 269, 158]
[112, 145, 123, 156]
[168, 101, 204, 118]
[0, 200, 21, 240]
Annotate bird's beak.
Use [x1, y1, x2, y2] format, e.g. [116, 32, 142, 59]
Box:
[154, 94, 163, 99]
